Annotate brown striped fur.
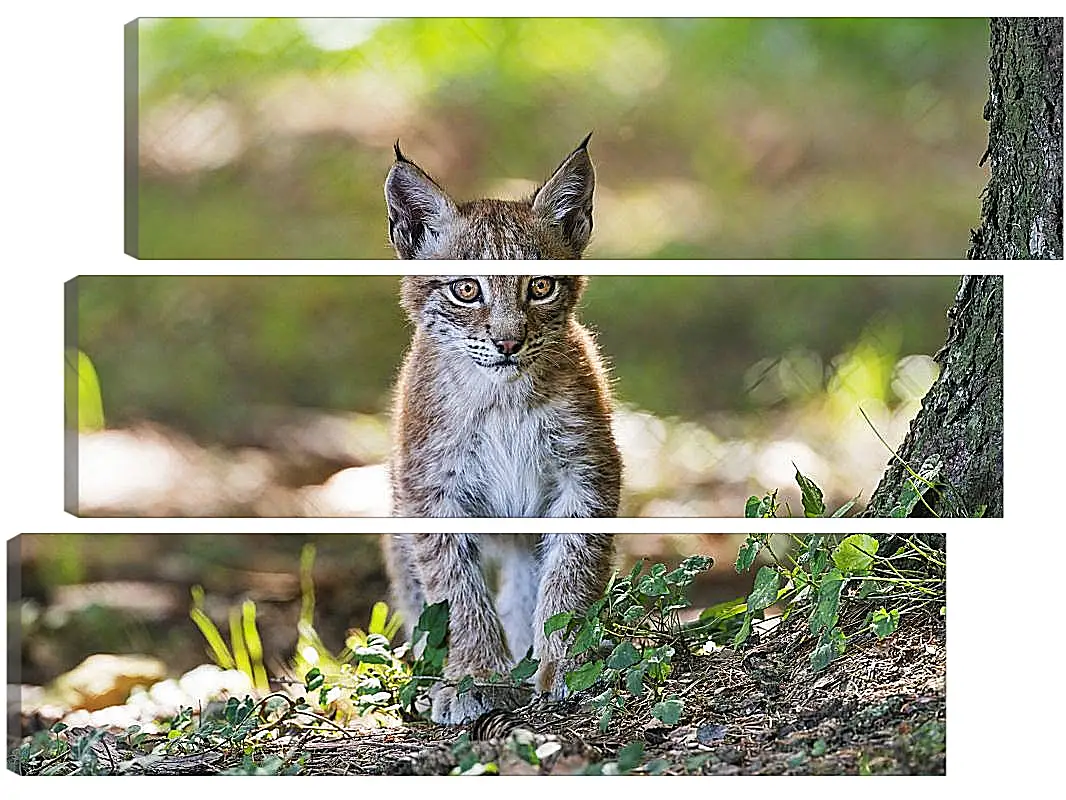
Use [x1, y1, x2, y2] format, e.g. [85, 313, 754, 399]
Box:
[384, 276, 620, 724]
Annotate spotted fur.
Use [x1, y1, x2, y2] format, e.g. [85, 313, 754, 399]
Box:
[385, 273, 621, 725]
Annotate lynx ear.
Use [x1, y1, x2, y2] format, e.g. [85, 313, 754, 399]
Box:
[532, 133, 596, 254]
[385, 143, 457, 259]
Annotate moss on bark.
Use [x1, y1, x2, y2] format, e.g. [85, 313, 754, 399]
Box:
[968, 18, 1063, 259]
[864, 276, 1003, 518]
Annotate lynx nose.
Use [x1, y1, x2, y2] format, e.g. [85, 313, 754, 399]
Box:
[493, 337, 524, 356]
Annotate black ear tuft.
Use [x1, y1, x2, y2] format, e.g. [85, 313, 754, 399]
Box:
[384, 152, 456, 259]
[532, 139, 596, 255]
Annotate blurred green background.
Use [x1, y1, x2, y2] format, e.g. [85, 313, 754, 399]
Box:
[73, 275, 959, 517]
[16, 533, 751, 688]
[132, 18, 990, 259]
[76, 275, 955, 433]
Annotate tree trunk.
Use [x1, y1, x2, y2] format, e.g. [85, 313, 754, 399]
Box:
[865, 18, 1062, 518]
[864, 276, 1003, 518]
[968, 18, 1063, 259]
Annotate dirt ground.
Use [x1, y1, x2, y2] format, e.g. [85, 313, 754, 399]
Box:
[41, 600, 944, 776]
[334, 604, 945, 776]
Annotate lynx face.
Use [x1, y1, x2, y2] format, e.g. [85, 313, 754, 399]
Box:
[385, 136, 595, 259]
[400, 275, 586, 375]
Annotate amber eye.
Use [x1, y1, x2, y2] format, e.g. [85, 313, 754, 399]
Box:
[528, 276, 557, 301]
[449, 279, 482, 304]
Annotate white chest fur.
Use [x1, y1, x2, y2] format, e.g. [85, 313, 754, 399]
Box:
[470, 400, 554, 517]
[422, 361, 574, 517]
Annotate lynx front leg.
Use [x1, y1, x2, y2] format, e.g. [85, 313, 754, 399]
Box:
[533, 534, 614, 699]
[382, 534, 424, 640]
[411, 534, 521, 724]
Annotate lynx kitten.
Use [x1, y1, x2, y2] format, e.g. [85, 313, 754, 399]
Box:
[383, 268, 620, 726]
[382, 138, 618, 725]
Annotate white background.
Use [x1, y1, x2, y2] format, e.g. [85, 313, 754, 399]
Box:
[3, 2, 1061, 794]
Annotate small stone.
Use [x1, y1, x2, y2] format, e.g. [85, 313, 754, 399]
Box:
[697, 723, 727, 744]
[716, 745, 743, 765]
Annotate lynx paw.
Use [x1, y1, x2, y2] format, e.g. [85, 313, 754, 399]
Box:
[430, 680, 527, 726]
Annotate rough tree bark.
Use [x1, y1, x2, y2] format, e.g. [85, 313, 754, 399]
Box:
[968, 17, 1063, 259]
[865, 18, 1062, 518]
[863, 275, 1003, 518]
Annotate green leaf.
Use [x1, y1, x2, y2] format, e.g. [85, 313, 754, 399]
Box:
[456, 675, 474, 695]
[809, 626, 846, 671]
[304, 668, 324, 692]
[643, 645, 674, 683]
[397, 679, 419, 710]
[625, 665, 645, 696]
[831, 494, 861, 518]
[543, 612, 572, 637]
[732, 614, 753, 646]
[414, 601, 449, 648]
[699, 596, 747, 621]
[621, 605, 645, 624]
[598, 705, 614, 732]
[857, 578, 881, 599]
[676, 553, 713, 577]
[568, 619, 602, 657]
[456, 761, 497, 776]
[616, 740, 645, 773]
[419, 645, 445, 674]
[367, 601, 388, 636]
[652, 697, 683, 725]
[745, 490, 778, 518]
[65, 349, 106, 433]
[809, 569, 844, 635]
[744, 496, 763, 518]
[513, 739, 539, 766]
[665, 568, 694, 591]
[832, 534, 879, 574]
[890, 455, 943, 517]
[590, 688, 614, 709]
[746, 566, 780, 611]
[637, 573, 670, 596]
[510, 654, 539, 683]
[627, 559, 645, 582]
[794, 465, 826, 517]
[870, 607, 900, 639]
[685, 752, 713, 772]
[564, 659, 604, 693]
[645, 759, 670, 775]
[606, 640, 641, 670]
[735, 537, 761, 573]
[351, 647, 390, 665]
[810, 547, 828, 580]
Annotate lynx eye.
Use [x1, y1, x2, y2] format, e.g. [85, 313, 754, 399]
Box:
[528, 276, 557, 302]
[448, 279, 482, 304]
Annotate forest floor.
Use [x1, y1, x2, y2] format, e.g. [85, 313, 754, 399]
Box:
[296, 605, 945, 776]
[13, 602, 945, 776]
